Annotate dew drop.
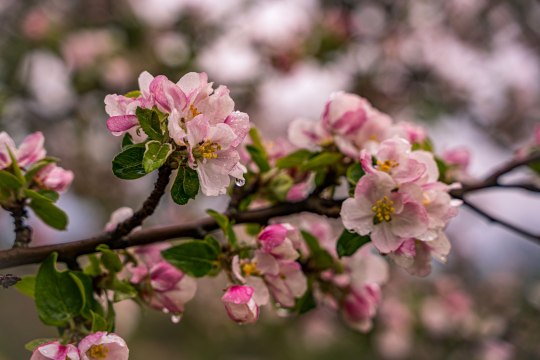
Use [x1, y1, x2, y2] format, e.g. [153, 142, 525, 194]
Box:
[162, 308, 170, 314]
[171, 314, 182, 324]
[235, 178, 246, 187]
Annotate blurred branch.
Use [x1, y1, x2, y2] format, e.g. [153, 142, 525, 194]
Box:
[451, 151, 540, 243]
[0, 196, 343, 270]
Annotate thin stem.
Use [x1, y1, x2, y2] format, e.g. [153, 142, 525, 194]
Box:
[5, 199, 32, 248]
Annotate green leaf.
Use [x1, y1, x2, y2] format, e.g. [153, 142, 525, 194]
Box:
[110, 279, 138, 302]
[25, 189, 68, 230]
[69, 271, 98, 319]
[121, 133, 134, 149]
[346, 163, 365, 186]
[35, 253, 84, 326]
[143, 141, 173, 173]
[206, 210, 237, 248]
[249, 128, 266, 153]
[37, 189, 59, 202]
[91, 310, 109, 332]
[269, 174, 294, 201]
[245, 223, 261, 236]
[276, 149, 312, 169]
[96, 244, 123, 273]
[294, 285, 316, 314]
[246, 145, 270, 173]
[25, 338, 58, 352]
[124, 90, 141, 98]
[301, 230, 335, 271]
[171, 167, 199, 205]
[112, 144, 147, 180]
[6, 147, 24, 183]
[204, 235, 221, 255]
[0, 169, 23, 189]
[435, 157, 448, 181]
[84, 254, 103, 277]
[300, 152, 343, 171]
[136, 107, 163, 141]
[14, 275, 36, 299]
[336, 229, 370, 257]
[162, 241, 220, 277]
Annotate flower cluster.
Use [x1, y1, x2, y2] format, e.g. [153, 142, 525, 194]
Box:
[0, 131, 73, 193]
[288, 92, 459, 276]
[31, 332, 128, 360]
[104, 71, 249, 197]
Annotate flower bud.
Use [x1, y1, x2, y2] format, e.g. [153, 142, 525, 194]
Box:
[31, 342, 80, 360]
[222, 285, 259, 324]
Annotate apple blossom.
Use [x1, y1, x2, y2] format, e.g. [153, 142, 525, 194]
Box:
[78, 332, 129, 360]
[222, 285, 259, 324]
[341, 171, 429, 253]
[35, 164, 74, 192]
[31, 342, 80, 360]
[0, 131, 46, 169]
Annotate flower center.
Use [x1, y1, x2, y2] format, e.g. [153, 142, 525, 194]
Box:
[241, 262, 259, 276]
[189, 104, 201, 118]
[377, 159, 399, 173]
[87, 344, 109, 359]
[372, 196, 395, 223]
[197, 140, 221, 159]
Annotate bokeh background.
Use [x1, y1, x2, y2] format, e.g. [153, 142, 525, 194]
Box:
[1, 0, 540, 359]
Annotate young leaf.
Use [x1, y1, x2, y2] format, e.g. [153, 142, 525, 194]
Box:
[300, 152, 342, 171]
[124, 90, 141, 98]
[336, 229, 370, 257]
[136, 107, 163, 141]
[162, 241, 220, 277]
[91, 311, 109, 332]
[35, 253, 84, 326]
[112, 144, 147, 180]
[6, 147, 24, 183]
[171, 167, 199, 205]
[294, 283, 316, 314]
[346, 163, 365, 186]
[143, 141, 173, 173]
[207, 210, 238, 248]
[121, 133, 134, 149]
[14, 275, 36, 299]
[25, 189, 68, 230]
[24, 158, 57, 183]
[96, 244, 123, 273]
[0, 169, 23, 189]
[37, 189, 59, 202]
[246, 145, 270, 173]
[301, 230, 335, 271]
[276, 149, 312, 169]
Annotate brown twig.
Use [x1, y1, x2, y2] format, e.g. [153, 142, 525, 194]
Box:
[4, 199, 33, 248]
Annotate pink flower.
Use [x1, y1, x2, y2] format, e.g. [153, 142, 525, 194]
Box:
[342, 283, 382, 332]
[0, 131, 46, 169]
[257, 223, 299, 261]
[322, 91, 369, 137]
[128, 245, 197, 315]
[104, 207, 134, 232]
[340, 172, 429, 253]
[78, 332, 129, 360]
[35, 164, 74, 192]
[104, 94, 141, 136]
[360, 137, 429, 184]
[288, 118, 332, 151]
[388, 233, 451, 277]
[186, 115, 244, 196]
[264, 261, 307, 308]
[443, 147, 471, 169]
[390, 121, 427, 144]
[31, 342, 80, 360]
[222, 285, 259, 324]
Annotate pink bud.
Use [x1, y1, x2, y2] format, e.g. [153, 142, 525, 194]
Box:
[222, 285, 259, 324]
[342, 284, 381, 332]
[17, 132, 46, 168]
[36, 164, 74, 192]
[442, 147, 470, 169]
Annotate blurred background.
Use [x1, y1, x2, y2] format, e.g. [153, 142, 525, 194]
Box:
[1, 0, 540, 358]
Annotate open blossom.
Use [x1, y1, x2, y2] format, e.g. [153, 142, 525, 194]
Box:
[360, 137, 431, 185]
[78, 332, 129, 360]
[322, 91, 369, 137]
[222, 285, 259, 324]
[388, 232, 451, 277]
[185, 115, 244, 196]
[31, 342, 80, 360]
[341, 171, 428, 253]
[0, 131, 46, 169]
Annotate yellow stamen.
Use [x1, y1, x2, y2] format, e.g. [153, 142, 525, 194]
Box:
[241, 262, 259, 276]
[371, 196, 395, 223]
[377, 159, 399, 173]
[198, 140, 221, 159]
[87, 344, 109, 359]
[189, 104, 201, 118]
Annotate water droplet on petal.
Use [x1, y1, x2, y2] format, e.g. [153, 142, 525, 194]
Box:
[235, 178, 246, 187]
[171, 314, 182, 324]
[162, 308, 170, 314]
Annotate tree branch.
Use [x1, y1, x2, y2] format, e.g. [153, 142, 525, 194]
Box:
[0, 196, 343, 270]
[450, 150, 540, 243]
[4, 199, 32, 248]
